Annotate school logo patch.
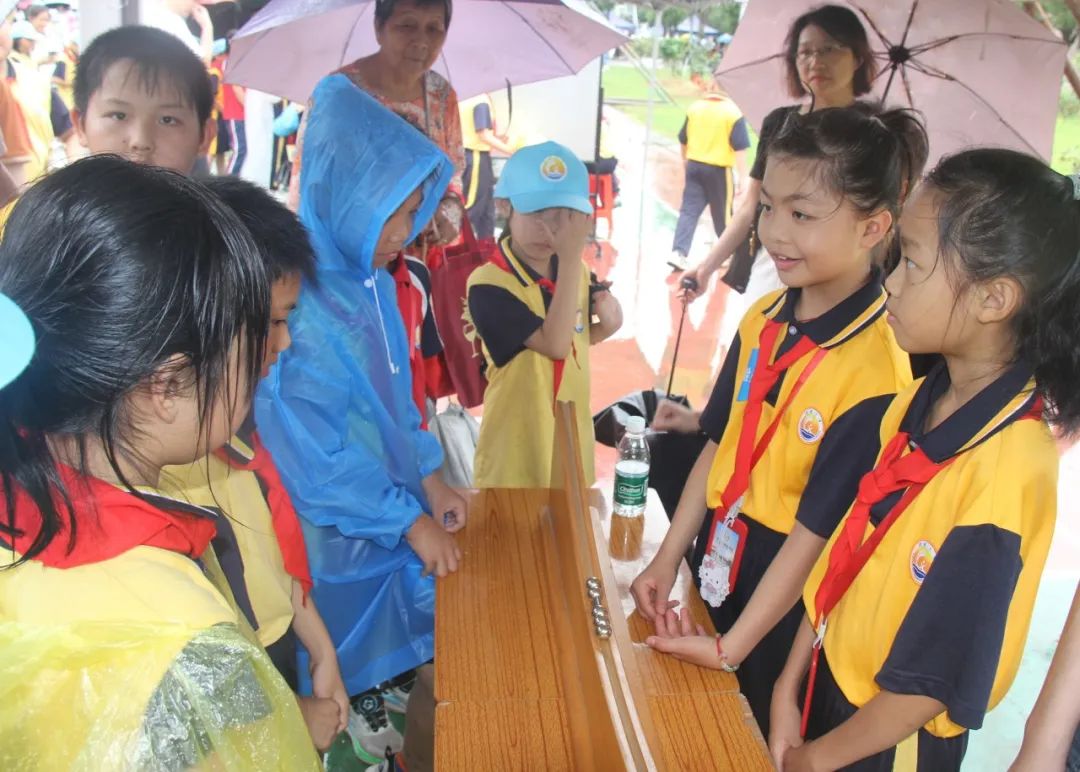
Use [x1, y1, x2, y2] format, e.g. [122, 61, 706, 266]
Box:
[540, 155, 568, 182]
[910, 540, 936, 585]
[575, 308, 585, 333]
[797, 408, 825, 444]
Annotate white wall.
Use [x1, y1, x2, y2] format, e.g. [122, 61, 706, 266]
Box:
[485, 58, 603, 163]
[80, 1, 125, 45]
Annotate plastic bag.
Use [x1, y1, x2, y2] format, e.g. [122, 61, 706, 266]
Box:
[429, 402, 480, 488]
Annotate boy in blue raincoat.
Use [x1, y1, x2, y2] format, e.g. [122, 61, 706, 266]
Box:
[254, 74, 467, 768]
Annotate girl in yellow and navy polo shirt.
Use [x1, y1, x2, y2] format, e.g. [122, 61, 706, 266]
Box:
[633, 107, 927, 736]
[160, 177, 350, 755]
[768, 149, 1080, 771]
[0, 158, 318, 770]
[467, 141, 622, 488]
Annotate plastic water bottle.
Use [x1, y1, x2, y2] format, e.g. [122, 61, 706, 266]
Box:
[613, 416, 650, 517]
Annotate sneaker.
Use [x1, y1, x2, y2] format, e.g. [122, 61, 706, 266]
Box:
[667, 251, 689, 272]
[348, 692, 404, 765]
[363, 752, 403, 772]
[382, 671, 417, 715]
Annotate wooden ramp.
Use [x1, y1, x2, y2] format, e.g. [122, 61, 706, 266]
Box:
[435, 402, 771, 770]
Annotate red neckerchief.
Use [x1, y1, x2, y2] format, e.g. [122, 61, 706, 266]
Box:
[214, 431, 313, 597]
[800, 398, 1044, 736]
[390, 253, 429, 428]
[489, 239, 572, 404]
[4, 466, 217, 568]
[718, 317, 827, 515]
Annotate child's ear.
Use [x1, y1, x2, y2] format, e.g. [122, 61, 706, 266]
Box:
[146, 354, 191, 424]
[975, 277, 1022, 325]
[859, 209, 894, 251]
[199, 117, 217, 155]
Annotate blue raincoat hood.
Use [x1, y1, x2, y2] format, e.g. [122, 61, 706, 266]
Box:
[297, 75, 449, 276]
[254, 74, 454, 693]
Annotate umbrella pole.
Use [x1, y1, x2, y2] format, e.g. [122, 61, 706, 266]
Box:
[634, 23, 662, 325]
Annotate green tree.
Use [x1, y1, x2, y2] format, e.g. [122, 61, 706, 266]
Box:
[661, 6, 689, 35]
[1034, 0, 1078, 40]
[701, 2, 742, 35]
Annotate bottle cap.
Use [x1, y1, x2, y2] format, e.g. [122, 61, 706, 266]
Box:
[626, 416, 646, 434]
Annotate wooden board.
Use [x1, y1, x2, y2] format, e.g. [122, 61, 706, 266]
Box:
[434, 404, 771, 770]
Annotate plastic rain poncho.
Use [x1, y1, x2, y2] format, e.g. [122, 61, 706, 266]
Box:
[0, 621, 319, 771]
[255, 74, 454, 695]
[0, 532, 319, 772]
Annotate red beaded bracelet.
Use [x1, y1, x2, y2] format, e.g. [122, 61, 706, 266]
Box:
[715, 634, 739, 673]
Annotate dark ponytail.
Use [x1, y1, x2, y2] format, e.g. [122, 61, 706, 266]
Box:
[0, 156, 270, 564]
[924, 148, 1080, 435]
[768, 105, 927, 239]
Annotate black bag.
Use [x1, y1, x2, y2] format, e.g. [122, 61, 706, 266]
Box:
[592, 389, 688, 448]
[592, 291, 705, 520]
[592, 390, 704, 520]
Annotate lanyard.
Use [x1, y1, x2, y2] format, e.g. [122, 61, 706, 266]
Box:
[715, 318, 827, 525]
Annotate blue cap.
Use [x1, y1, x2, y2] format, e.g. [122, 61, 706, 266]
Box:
[494, 141, 591, 215]
[0, 292, 34, 390]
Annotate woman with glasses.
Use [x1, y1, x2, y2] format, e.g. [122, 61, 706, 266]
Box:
[676, 5, 877, 306]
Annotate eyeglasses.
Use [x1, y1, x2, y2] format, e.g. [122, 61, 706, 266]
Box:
[795, 44, 848, 63]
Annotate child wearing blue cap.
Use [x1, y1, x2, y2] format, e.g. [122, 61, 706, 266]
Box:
[467, 141, 623, 488]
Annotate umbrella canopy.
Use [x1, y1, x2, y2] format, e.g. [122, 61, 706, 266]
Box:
[716, 0, 1067, 165]
[226, 0, 627, 103]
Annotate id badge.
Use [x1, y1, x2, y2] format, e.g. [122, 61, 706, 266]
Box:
[698, 513, 749, 608]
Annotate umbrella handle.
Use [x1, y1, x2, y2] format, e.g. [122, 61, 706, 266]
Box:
[666, 292, 690, 399]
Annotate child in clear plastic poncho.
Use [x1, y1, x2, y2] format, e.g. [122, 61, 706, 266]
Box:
[0, 157, 319, 771]
[255, 74, 467, 699]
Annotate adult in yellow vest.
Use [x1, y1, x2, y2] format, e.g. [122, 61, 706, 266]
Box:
[668, 76, 750, 272]
[460, 92, 514, 239]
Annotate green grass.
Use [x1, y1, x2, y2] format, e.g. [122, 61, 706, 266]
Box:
[602, 64, 697, 142]
[603, 63, 761, 152]
[1053, 61, 1080, 174]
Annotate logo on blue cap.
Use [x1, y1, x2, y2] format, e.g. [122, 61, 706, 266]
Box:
[540, 155, 568, 182]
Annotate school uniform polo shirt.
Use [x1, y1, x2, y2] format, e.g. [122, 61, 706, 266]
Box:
[467, 236, 594, 488]
[799, 362, 1056, 739]
[161, 424, 295, 650]
[699, 271, 911, 535]
[678, 95, 751, 168]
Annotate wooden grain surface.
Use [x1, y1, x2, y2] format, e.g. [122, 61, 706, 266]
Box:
[435, 399, 767, 770]
[434, 486, 771, 770]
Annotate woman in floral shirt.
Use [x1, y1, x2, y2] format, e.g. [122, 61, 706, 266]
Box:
[288, 0, 464, 245]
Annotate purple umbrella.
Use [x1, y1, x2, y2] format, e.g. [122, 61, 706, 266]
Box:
[226, 0, 627, 102]
[716, 0, 1067, 166]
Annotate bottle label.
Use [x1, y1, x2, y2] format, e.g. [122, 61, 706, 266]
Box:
[614, 470, 648, 507]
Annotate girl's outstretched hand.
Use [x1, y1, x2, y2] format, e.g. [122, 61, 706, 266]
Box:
[645, 607, 717, 668]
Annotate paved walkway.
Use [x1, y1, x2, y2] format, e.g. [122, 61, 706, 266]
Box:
[587, 104, 1080, 770]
